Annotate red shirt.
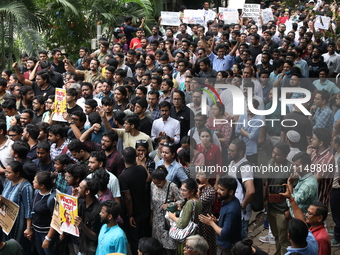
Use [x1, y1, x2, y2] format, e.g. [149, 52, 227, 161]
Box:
[310, 225, 331, 255]
[311, 148, 335, 206]
[129, 38, 142, 49]
[197, 143, 222, 167]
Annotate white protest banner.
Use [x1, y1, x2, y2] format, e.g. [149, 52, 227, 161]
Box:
[0, 196, 19, 235]
[228, 0, 245, 9]
[224, 10, 239, 24]
[243, 4, 260, 18]
[262, 8, 274, 25]
[161, 11, 181, 26]
[314, 15, 331, 30]
[183, 10, 205, 26]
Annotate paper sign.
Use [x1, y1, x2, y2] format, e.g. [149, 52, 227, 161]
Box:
[52, 88, 67, 122]
[51, 192, 61, 234]
[228, 0, 245, 9]
[59, 192, 79, 237]
[0, 196, 19, 235]
[314, 15, 331, 30]
[161, 12, 181, 26]
[243, 4, 260, 18]
[285, 20, 293, 33]
[221, 8, 239, 24]
[262, 8, 274, 25]
[183, 10, 205, 26]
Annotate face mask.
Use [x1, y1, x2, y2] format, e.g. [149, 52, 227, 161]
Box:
[285, 71, 291, 75]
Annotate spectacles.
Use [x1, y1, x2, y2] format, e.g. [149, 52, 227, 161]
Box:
[181, 188, 189, 192]
[306, 211, 319, 216]
[136, 140, 147, 144]
[8, 134, 18, 137]
[163, 142, 174, 147]
[65, 175, 73, 180]
[184, 246, 194, 250]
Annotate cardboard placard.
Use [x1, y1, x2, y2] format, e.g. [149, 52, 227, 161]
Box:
[183, 10, 205, 26]
[228, 0, 245, 9]
[52, 88, 67, 122]
[262, 8, 274, 25]
[243, 4, 260, 18]
[58, 192, 79, 237]
[314, 15, 331, 30]
[161, 11, 181, 26]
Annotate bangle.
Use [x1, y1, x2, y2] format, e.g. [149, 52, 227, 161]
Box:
[45, 236, 51, 241]
[289, 197, 294, 202]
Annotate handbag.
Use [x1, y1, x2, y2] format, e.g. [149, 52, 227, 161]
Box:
[169, 200, 197, 243]
[164, 182, 172, 231]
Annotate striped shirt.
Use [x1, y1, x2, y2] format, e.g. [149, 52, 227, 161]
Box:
[311, 147, 335, 206]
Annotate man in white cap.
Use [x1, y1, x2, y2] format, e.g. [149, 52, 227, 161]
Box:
[286, 130, 301, 163]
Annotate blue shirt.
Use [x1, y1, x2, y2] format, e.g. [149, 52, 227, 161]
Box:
[217, 196, 242, 250]
[156, 159, 188, 187]
[235, 114, 262, 155]
[313, 79, 340, 96]
[208, 53, 234, 72]
[96, 224, 127, 255]
[285, 231, 318, 255]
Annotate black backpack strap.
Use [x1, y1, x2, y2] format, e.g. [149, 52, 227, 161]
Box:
[236, 161, 254, 193]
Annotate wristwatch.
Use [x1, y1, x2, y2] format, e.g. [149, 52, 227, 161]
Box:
[69, 121, 75, 125]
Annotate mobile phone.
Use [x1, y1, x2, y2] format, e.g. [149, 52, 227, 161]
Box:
[269, 185, 286, 194]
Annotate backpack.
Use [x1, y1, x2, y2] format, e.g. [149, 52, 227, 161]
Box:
[236, 161, 264, 212]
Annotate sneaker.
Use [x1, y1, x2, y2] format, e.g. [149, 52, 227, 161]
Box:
[331, 238, 340, 247]
[259, 235, 275, 244]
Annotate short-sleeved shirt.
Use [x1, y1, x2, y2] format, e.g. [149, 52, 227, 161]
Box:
[310, 225, 331, 255]
[78, 199, 102, 255]
[32, 83, 55, 97]
[119, 165, 148, 216]
[76, 70, 104, 84]
[96, 224, 127, 255]
[285, 231, 318, 255]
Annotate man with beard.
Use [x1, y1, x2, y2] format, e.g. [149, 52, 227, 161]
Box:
[87, 151, 121, 203]
[74, 177, 102, 255]
[77, 82, 101, 111]
[20, 109, 33, 127]
[51, 48, 66, 74]
[95, 200, 127, 255]
[65, 58, 104, 84]
[80, 128, 125, 177]
[13, 63, 55, 97]
[32, 95, 46, 124]
[32, 141, 54, 172]
[199, 177, 242, 254]
[22, 124, 39, 160]
[307, 47, 328, 79]
[152, 101, 180, 145]
[23, 57, 37, 79]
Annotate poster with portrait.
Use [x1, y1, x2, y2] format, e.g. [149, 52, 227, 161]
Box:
[59, 192, 79, 237]
[50, 191, 62, 234]
[0, 196, 19, 235]
[52, 88, 67, 122]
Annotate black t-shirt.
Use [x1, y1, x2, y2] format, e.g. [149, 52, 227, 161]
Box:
[139, 117, 152, 136]
[307, 59, 328, 78]
[119, 165, 148, 216]
[32, 192, 54, 232]
[67, 104, 83, 115]
[249, 45, 262, 60]
[32, 82, 55, 98]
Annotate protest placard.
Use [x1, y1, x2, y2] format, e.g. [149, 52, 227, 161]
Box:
[243, 4, 260, 18]
[52, 88, 67, 122]
[314, 15, 331, 30]
[0, 196, 19, 235]
[228, 0, 245, 9]
[220, 8, 239, 24]
[51, 191, 61, 234]
[262, 8, 274, 25]
[59, 192, 79, 237]
[183, 10, 205, 26]
[161, 11, 181, 26]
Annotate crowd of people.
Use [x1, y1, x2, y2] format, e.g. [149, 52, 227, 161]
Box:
[1, 0, 340, 255]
